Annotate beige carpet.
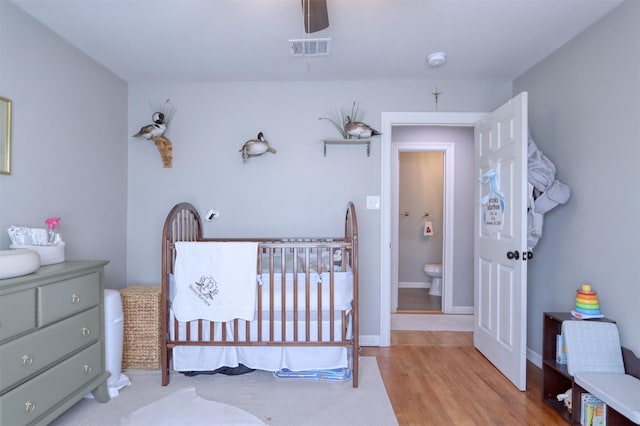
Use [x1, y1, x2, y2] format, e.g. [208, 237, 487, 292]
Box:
[50, 357, 398, 426]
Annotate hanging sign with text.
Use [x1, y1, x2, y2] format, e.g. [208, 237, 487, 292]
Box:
[479, 169, 505, 233]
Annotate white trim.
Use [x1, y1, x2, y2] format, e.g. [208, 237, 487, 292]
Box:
[359, 335, 380, 347]
[398, 281, 429, 289]
[380, 112, 486, 347]
[391, 141, 454, 315]
[450, 306, 474, 315]
[527, 348, 542, 369]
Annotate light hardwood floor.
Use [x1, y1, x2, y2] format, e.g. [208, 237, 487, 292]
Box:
[361, 331, 566, 425]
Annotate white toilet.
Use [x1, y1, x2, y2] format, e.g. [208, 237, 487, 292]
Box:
[424, 264, 442, 296]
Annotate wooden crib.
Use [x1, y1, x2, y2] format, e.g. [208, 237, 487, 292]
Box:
[160, 202, 359, 387]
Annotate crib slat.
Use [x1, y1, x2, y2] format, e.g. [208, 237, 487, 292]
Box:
[280, 247, 286, 342]
[305, 250, 311, 343]
[317, 277, 322, 342]
[330, 258, 335, 342]
[269, 248, 275, 342]
[293, 247, 299, 342]
[257, 252, 262, 342]
[233, 319, 239, 342]
[342, 310, 347, 341]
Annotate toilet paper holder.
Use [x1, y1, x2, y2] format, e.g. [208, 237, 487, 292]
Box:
[400, 211, 430, 217]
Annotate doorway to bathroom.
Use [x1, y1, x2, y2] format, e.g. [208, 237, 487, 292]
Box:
[397, 150, 444, 313]
[390, 126, 475, 316]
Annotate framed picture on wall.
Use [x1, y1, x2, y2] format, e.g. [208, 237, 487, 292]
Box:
[0, 96, 11, 175]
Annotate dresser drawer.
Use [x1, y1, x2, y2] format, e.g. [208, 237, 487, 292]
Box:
[0, 341, 103, 426]
[38, 272, 100, 325]
[0, 307, 101, 391]
[0, 289, 36, 343]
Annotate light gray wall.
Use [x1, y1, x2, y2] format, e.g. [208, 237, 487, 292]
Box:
[0, 2, 128, 289]
[515, 0, 640, 356]
[127, 82, 511, 337]
[391, 126, 475, 307]
[398, 152, 443, 285]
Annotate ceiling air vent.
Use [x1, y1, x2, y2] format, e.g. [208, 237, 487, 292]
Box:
[289, 38, 331, 57]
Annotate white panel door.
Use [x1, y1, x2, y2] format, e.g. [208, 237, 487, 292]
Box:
[473, 93, 528, 391]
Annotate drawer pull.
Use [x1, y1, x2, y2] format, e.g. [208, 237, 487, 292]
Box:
[25, 400, 36, 414]
[22, 354, 33, 367]
[84, 364, 93, 374]
[82, 326, 91, 336]
[71, 294, 81, 304]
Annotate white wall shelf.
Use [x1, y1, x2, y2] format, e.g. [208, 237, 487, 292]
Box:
[324, 138, 371, 157]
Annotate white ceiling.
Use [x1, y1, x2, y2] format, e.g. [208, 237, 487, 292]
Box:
[11, 0, 622, 83]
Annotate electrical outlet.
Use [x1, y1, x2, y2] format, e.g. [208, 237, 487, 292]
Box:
[366, 196, 380, 210]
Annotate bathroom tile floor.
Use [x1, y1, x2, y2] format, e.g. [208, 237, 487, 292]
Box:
[398, 288, 441, 312]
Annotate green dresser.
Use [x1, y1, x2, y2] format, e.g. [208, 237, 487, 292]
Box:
[0, 261, 110, 425]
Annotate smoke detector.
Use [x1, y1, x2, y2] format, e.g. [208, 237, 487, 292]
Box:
[427, 52, 447, 67]
[289, 38, 331, 57]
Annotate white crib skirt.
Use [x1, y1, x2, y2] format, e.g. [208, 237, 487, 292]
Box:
[173, 345, 348, 372]
[170, 308, 352, 372]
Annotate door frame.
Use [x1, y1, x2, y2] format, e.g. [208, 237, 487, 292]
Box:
[391, 142, 453, 314]
[380, 112, 485, 347]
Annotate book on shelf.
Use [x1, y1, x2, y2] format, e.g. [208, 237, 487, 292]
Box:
[556, 333, 567, 364]
[580, 393, 606, 426]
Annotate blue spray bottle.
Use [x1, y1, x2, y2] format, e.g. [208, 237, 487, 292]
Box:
[44, 217, 61, 245]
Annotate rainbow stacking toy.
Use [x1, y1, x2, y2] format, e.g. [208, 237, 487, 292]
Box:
[571, 284, 604, 319]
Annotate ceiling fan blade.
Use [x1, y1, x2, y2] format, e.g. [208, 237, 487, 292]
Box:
[302, 0, 329, 33]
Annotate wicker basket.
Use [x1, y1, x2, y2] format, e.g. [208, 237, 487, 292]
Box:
[119, 285, 161, 369]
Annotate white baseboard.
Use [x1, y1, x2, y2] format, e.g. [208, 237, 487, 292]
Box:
[359, 335, 380, 347]
[448, 306, 473, 314]
[398, 281, 429, 289]
[527, 347, 542, 368]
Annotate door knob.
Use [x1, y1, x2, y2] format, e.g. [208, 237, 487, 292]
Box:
[506, 250, 533, 261]
[506, 251, 520, 260]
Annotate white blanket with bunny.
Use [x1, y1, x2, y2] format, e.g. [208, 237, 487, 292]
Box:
[173, 241, 258, 323]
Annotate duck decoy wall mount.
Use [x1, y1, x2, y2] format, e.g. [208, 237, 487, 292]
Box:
[239, 132, 277, 163]
[132, 100, 176, 168]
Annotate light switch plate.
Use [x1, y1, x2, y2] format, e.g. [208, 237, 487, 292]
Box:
[366, 195, 380, 210]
